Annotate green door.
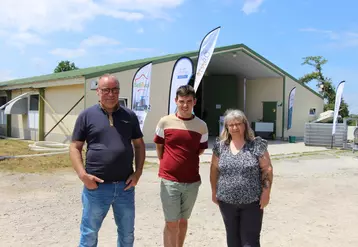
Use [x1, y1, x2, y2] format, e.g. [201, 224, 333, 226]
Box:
[202, 75, 238, 137]
[262, 101, 277, 136]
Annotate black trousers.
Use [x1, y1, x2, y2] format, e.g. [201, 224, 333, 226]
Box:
[218, 200, 263, 247]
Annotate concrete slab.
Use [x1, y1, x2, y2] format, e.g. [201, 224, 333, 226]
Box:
[145, 140, 329, 163]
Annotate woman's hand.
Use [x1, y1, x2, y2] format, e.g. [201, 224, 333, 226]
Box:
[212, 192, 218, 205]
[260, 190, 270, 209]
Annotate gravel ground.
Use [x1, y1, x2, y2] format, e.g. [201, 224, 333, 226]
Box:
[0, 153, 358, 247]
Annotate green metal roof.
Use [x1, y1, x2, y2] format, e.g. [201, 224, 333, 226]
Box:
[0, 43, 323, 99]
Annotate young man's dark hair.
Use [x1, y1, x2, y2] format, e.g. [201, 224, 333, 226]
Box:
[176, 84, 196, 99]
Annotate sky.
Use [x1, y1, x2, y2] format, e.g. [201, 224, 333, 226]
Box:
[0, 0, 357, 113]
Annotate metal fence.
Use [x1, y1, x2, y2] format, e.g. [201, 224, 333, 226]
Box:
[304, 123, 347, 147]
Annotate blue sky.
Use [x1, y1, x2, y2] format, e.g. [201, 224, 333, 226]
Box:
[0, 0, 357, 113]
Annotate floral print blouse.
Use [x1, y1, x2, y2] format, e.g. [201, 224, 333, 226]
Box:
[212, 137, 268, 205]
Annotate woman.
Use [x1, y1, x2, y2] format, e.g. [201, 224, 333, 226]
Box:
[210, 109, 273, 247]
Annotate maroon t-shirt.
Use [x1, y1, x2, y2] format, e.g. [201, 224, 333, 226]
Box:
[153, 114, 208, 183]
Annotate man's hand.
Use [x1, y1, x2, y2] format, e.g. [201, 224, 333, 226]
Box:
[124, 171, 142, 190]
[260, 190, 270, 209]
[80, 173, 104, 190]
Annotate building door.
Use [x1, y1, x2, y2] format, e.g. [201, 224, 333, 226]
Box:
[262, 101, 277, 136]
[202, 75, 238, 137]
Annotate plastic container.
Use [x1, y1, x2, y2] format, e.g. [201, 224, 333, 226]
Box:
[288, 136, 296, 143]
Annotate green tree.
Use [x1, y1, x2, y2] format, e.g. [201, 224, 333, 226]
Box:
[298, 56, 349, 118]
[54, 60, 79, 73]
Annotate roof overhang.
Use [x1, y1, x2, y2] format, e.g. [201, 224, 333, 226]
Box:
[0, 92, 30, 114]
[191, 46, 284, 79]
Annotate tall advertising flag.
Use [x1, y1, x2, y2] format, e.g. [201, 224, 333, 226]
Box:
[332, 80, 345, 135]
[193, 26, 221, 92]
[287, 87, 296, 130]
[168, 56, 194, 114]
[131, 62, 153, 131]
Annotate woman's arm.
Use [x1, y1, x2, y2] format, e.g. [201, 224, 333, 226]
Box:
[210, 154, 220, 204]
[259, 150, 273, 208]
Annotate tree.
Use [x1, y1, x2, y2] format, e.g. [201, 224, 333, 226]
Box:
[298, 56, 349, 118]
[54, 60, 79, 73]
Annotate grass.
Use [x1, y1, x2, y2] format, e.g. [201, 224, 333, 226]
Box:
[0, 139, 74, 173]
[0, 139, 157, 173]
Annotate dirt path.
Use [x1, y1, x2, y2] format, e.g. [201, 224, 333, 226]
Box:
[0, 154, 358, 246]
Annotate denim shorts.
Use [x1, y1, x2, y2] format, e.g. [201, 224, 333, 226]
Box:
[160, 178, 201, 222]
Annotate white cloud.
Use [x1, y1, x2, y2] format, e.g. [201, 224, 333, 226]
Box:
[0, 30, 46, 51]
[50, 35, 121, 59]
[114, 47, 155, 53]
[0, 70, 15, 82]
[300, 28, 358, 48]
[242, 0, 264, 15]
[50, 48, 87, 59]
[299, 28, 339, 40]
[80, 35, 120, 47]
[137, 28, 144, 34]
[0, 0, 184, 34]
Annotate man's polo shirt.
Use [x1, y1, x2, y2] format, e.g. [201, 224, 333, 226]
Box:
[153, 113, 208, 183]
[72, 104, 143, 182]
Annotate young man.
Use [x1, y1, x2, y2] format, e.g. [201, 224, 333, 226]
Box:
[70, 74, 145, 247]
[153, 85, 209, 247]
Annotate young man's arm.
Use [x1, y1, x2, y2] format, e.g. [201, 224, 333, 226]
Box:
[199, 123, 209, 156]
[156, 144, 164, 159]
[153, 117, 165, 159]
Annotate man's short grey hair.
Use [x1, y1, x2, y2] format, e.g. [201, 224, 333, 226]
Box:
[98, 73, 120, 88]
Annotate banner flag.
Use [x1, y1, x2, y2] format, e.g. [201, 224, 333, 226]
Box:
[287, 87, 296, 130]
[332, 80, 345, 135]
[193, 26, 221, 92]
[168, 56, 194, 114]
[131, 62, 153, 131]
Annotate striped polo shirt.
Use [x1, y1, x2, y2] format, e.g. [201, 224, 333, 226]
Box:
[153, 113, 209, 183]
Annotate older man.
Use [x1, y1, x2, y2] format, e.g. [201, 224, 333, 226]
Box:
[70, 73, 146, 247]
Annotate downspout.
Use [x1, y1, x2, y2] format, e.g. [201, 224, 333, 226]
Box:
[281, 76, 286, 140]
[243, 77, 247, 114]
[6, 90, 11, 137]
[38, 88, 45, 141]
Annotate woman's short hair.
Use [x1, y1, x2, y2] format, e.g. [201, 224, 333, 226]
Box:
[220, 109, 255, 144]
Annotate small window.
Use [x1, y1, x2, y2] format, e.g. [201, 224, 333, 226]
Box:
[0, 96, 7, 125]
[309, 108, 316, 115]
[0, 96, 6, 107]
[29, 95, 39, 111]
[119, 97, 128, 107]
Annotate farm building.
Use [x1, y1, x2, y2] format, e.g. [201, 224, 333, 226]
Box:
[0, 43, 324, 145]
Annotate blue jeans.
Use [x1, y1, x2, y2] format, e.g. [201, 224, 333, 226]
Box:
[79, 182, 135, 247]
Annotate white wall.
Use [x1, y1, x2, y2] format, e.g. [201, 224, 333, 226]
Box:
[284, 77, 324, 138]
[246, 77, 284, 138]
[44, 84, 85, 143]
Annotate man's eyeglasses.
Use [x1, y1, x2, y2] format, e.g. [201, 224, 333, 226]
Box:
[100, 87, 120, 94]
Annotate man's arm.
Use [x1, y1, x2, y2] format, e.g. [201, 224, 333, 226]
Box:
[69, 141, 104, 189]
[69, 141, 86, 177]
[124, 137, 145, 190]
[132, 137, 146, 175]
[156, 144, 164, 159]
